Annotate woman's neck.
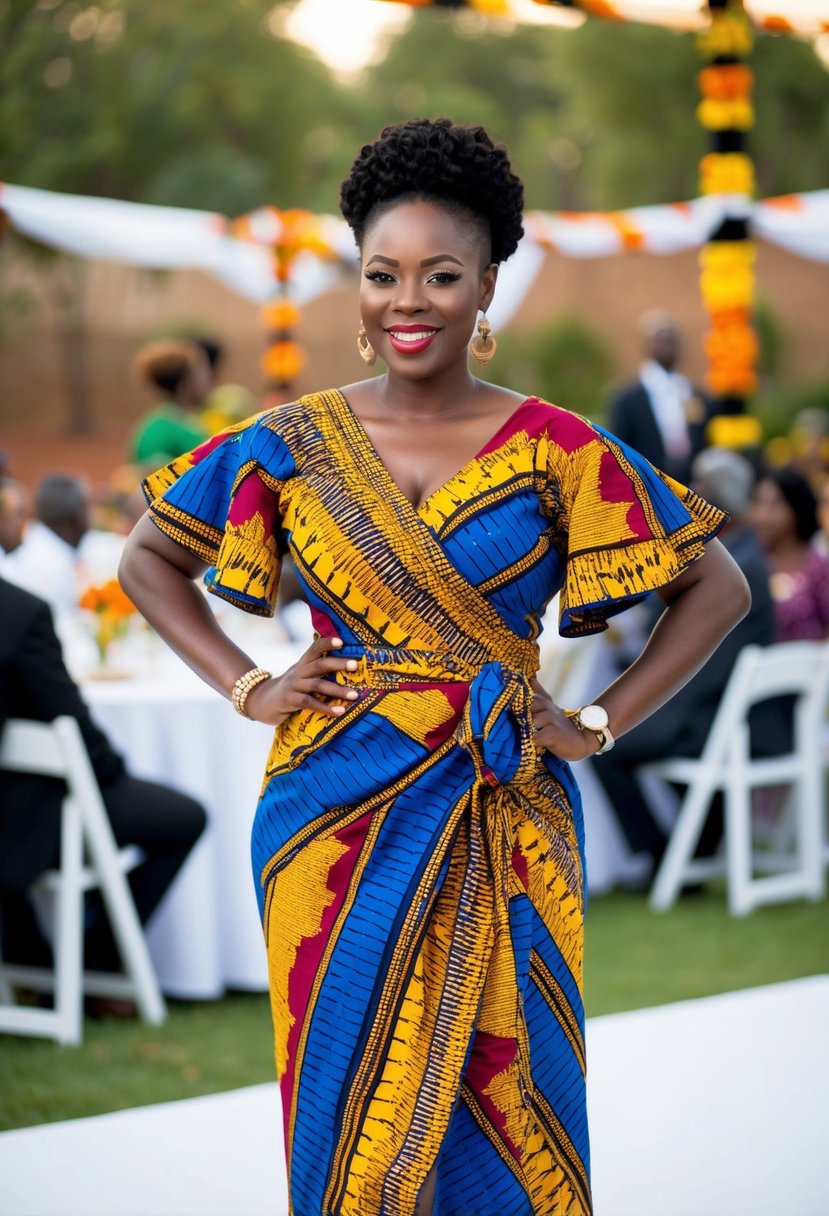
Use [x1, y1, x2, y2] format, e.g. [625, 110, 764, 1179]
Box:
[372, 367, 484, 422]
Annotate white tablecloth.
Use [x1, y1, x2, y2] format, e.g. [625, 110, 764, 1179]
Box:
[83, 643, 301, 999]
[80, 625, 647, 998]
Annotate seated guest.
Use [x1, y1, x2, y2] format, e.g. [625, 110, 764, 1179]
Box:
[0, 478, 31, 558]
[750, 466, 829, 641]
[2, 474, 91, 629]
[0, 576, 206, 980]
[607, 311, 711, 485]
[590, 448, 778, 877]
[130, 339, 211, 466]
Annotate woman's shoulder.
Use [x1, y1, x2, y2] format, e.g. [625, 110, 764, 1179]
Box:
[227, 391, 328, 435]
[518, 395, 609, 455]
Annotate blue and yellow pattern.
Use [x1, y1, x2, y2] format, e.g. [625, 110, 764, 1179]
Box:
[144, 390, 725, 1215]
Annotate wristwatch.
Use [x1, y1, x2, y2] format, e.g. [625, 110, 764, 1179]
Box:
[567, 704, 615, 755]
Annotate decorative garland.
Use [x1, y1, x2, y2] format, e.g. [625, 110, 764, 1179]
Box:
[529, 2, 829, 36]
[379, 2, 829, 38]
[696, 0, 762, 448]
[231, 207, 337, 395]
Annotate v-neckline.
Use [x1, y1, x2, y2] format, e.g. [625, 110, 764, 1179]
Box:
[329, 387, 537, 518]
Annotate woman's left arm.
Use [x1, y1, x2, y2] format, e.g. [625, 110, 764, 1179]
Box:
[532, 539, 751, 761]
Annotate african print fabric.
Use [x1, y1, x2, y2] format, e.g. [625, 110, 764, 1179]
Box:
[144, 390, 726, 1216]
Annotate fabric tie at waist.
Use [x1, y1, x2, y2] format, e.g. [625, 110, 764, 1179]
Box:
[335, 642, 541, 789]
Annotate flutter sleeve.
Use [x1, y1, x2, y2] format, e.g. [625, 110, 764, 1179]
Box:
[141, 411, 295, 617]
[547, 415, 728, 637]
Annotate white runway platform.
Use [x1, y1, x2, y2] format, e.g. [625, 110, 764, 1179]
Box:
[2, 976, 827, 1216]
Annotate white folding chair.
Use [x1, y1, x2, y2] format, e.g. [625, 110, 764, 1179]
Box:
[0, 716, 167, 1044]
[644, 641, 829, 917]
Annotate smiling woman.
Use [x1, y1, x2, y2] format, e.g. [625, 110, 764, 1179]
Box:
[120, 117, 750, 1215]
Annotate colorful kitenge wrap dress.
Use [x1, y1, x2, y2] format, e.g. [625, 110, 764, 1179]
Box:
[144, 391, 725, 1216]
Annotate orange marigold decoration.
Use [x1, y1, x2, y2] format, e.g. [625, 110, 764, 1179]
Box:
[699, 151, 755, 196]
[261, 340, 307, 385]
[231, 207, 337, 397]
[697, 0, 761, 447]
[79, 578, 137, 667]
[261, 299, 301, 331]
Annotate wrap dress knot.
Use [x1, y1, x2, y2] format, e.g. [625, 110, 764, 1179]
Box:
[142, 389, 727, 1216]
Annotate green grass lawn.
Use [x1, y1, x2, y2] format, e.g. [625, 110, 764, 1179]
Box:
[1, 889, 827, 1132]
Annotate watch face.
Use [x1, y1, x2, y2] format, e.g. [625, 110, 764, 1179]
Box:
[580, 704, 609, 732]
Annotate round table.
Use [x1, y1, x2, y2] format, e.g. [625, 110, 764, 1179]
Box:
[82, 641, 301, 998]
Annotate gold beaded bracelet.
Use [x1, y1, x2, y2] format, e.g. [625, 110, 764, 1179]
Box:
[231, 667, 272, 719]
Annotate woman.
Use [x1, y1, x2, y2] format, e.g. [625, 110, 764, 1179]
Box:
[750, 467, 829, 641]
[129, 338, 212, 467]
[120, 119, 749, 1216]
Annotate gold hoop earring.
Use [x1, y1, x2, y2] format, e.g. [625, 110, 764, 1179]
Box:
[357, 322, 376, 367]
[470, 315, 496, 365]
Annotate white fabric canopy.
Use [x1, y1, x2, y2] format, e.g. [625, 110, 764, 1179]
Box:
[0, 182, 348, 306]
[2, 182, 828, 331]
[754, 189, 829, 263]
[525, 193, 754, 257]
[384, 1, 829, 38]
[532, 1, 829, 36]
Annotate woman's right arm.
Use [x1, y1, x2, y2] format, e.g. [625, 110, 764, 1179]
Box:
[119, 515, 357, 724]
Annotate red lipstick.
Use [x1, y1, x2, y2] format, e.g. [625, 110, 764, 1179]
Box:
[384, 324, 441, 356]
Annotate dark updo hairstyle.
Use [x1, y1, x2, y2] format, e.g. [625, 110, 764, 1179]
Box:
[340, 117, 524, 266]
[132, 339, 204, 395]
[760, 466, 819, 542]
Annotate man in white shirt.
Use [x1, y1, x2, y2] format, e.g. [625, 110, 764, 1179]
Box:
[0, 478, 31, 560]
[2, 473, 91, 629]
[608, 311, 710, 484]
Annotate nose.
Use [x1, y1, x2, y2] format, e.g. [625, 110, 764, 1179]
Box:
[390, 275, 428, 315]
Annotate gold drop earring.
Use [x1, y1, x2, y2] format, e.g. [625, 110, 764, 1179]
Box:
[469, 315, 496, 365]
[357, 322, 376, 367]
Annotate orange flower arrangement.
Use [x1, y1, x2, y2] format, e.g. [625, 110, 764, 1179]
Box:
[707, 414, 763, 449]
[704, 310, 759, 396]
[698, 64, 753, 102]
[697, 97, 754, 132]
[261, 299, 301, 332]
[696, 9, 753, 58]
[699, 241, 756, 313]
[79, 578, 137, 666]
[261, 340, 307, 384]
[697, 1, 758, 414]
[699, 152, 755, 197]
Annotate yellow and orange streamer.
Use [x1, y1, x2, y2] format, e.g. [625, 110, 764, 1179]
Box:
[379, 1, 829, 36]
[231, 208, 338, 396]
[697, 1, 761, 447]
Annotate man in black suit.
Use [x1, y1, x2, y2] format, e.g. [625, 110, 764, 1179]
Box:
[608, 312, 710, 485]
[0, 576, 206, 975]
[589, 449, 782, 875]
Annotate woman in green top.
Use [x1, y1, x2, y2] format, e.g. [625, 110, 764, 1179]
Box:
[130, 339, 212, 466]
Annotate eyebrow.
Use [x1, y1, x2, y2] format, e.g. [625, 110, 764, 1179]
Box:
[365, 254, 465, 268]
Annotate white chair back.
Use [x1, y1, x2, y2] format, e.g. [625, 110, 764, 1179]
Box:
[647, 641, 829, 915]
[0, 716, 166, 1044]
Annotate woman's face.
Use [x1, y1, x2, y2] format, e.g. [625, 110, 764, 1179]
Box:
[359, 198, 497, 382]
[749, 478, 798, 549]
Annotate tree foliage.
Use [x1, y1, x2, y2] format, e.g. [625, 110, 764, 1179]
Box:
[0, 0, 346, 215]
[2, 2, 827, 216]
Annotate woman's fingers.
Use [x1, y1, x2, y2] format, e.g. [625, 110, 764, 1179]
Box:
[297, 678, 359, 701]
[292, 694, 347, 717]
[304, 655, 359, 675]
